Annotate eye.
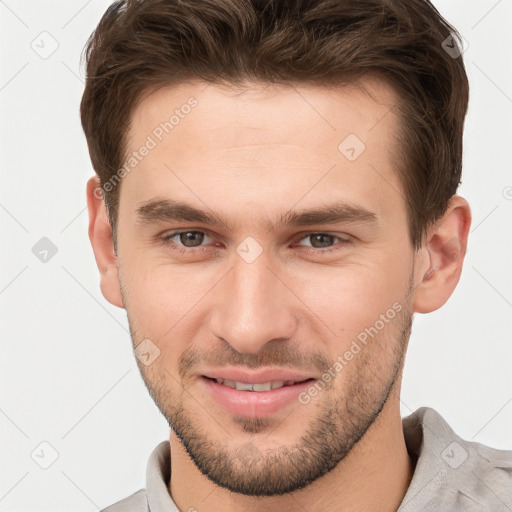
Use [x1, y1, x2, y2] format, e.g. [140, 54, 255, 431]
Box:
[295, 233, 351, 251]
[160, 230, 215, 253]
[159, 230, 352, 255]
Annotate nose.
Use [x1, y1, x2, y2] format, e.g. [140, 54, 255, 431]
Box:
[209, 252, 299, 354]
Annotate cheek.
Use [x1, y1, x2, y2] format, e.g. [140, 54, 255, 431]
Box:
[122, 259, 218, 340]
[122, 241, 410, 354]
[293, 256, 409, 348]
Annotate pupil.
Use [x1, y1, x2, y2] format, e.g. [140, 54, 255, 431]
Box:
[181, 231, 203, 247]
[311, 234, 333, 248]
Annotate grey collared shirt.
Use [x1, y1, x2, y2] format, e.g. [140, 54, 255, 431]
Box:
[102, 407, 512, 511]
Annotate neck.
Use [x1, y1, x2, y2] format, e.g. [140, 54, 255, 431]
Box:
[168, 394, 414, 512]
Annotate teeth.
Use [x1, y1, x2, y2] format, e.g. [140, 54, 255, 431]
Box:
[252, 382, 272, 391]
[214, 378, 294, 391]
[235, 381, 254, 391]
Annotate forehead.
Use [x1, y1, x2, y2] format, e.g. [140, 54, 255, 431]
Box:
[121, 77, 405, 229]
[129, 77, 400, 150]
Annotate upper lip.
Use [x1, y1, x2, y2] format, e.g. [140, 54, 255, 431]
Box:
[201, 367, 316, 384]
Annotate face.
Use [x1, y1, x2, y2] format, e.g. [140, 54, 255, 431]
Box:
[115, 79, 422, 496]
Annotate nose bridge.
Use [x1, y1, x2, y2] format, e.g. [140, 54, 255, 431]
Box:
[212, 252, 298, 354]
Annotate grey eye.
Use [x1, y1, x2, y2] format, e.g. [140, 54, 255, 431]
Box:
[178, 231, 206, 247]
[299, 234, 337, 249]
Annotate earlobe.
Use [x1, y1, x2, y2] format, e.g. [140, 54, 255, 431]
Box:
[86, 176, 125, 309]
[412, 195, 471, 314]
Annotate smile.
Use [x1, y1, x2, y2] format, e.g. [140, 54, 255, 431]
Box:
[201, 373, 317, 418]
[211, 378, 309, 391]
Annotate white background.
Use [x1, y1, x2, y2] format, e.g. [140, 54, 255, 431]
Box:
[0, 1, 511, 510]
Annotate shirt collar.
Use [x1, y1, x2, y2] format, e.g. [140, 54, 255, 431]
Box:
[145, 440, 178, 512]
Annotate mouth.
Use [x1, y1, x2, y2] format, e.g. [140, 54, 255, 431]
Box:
[199, 370, 317, 418]
[203, 376, 315, 392]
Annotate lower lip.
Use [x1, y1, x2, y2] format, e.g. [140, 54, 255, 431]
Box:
[200, 377, 315, 418]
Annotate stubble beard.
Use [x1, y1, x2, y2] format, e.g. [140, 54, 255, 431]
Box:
[124, 273, 414, 496]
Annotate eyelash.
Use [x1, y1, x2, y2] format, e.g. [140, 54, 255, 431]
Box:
[159, 230, 352, 255]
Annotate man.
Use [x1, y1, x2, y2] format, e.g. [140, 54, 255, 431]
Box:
[81, 0, 512, 510]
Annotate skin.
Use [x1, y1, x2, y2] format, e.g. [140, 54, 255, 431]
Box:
[87, 77, 471, 512]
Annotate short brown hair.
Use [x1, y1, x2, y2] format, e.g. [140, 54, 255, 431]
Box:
[80, 0, 469, 251]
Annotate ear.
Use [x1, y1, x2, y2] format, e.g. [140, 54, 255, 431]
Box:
[412, 195, 471, 314]
[86, 176, 124, 309]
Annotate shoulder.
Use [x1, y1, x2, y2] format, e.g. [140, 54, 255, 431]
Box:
[402, 407, 512, 511]
[451, 426, 512, 509]
[101, 489, 148, 512]
[419, 406, 512, 470]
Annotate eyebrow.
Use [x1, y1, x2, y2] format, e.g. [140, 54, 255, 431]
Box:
[135, 198, 379, 232]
